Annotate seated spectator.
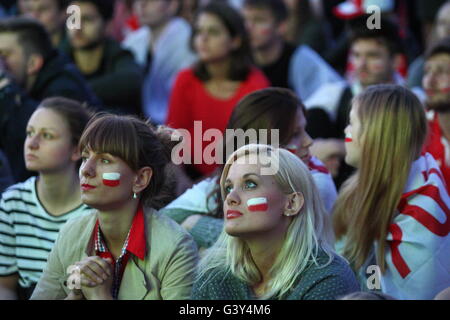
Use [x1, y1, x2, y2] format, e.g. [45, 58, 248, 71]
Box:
[166, 1, 269, 181]
[18, 0, 68, 49]
[63, 0, 143, 115]
[422, 38, 450, 190]
[123, 0, 196, 124]
[191, 144, 359, 300]
[408, 1, 450, 90]
[0, 17, 99, 182]
[281, 0, 333, 56]
[0, 97, 94, 300]
[333, 84, 450, 299]
[162, 88, 337, 249]
[305, 15, 405, 188]
[241, 0, 341, 100]
[31, 113, 199, 300]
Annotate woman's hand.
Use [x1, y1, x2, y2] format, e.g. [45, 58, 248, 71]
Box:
[73, 256, 114, 300]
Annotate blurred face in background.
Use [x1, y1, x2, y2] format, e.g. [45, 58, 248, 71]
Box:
[68, 1, 105, 50]
[194, 12, 240, 64]
[423, 53, 450, 112]
[285, 109, 313, 166]
[134, 0, 177, 29]
[350, 38, 395, 87]
[436, 3, 450, 39]
[242, 5, 281, 51]
[0, 32, 29, 87]
[19, 0, 65, 36]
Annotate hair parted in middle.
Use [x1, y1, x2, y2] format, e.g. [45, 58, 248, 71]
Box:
[197, 143, 335, 300]
[333, 84, 428, 273]
[191, 1, 253, 82]
[79, 112, 179, 209]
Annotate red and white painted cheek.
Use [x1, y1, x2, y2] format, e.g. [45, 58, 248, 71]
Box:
[102, 172, 121, 187]
[345, 132, 353, 143]
[247, 197, 268, 212]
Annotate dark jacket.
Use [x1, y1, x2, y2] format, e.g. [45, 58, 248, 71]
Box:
[0, 50, 101, 183]
[61, 38, 143, 115]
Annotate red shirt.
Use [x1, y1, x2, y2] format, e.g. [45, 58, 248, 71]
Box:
[93, 204, 146, 299]
[166, 67, 269, 176]
[423, 113, 450, 190]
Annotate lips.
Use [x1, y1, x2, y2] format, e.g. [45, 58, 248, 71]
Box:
[226, 210, 243, 220]
[25, 154, 38, 160]
[81, 184, 96, 191]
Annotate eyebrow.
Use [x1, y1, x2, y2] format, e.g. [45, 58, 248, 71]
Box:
[225, 173, 260, 183]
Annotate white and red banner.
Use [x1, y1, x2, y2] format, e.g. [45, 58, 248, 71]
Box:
[382, 153, 450, 299]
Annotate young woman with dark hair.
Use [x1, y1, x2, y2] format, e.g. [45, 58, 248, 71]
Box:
[31, 113, 199, 300]
[0, 97, 93, 299]
[166, 1, 269, 181]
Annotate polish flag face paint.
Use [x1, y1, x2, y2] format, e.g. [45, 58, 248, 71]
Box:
[345, 132, 353, 143]
[102, 172, 121, 187]
[247, 197, 268, 212]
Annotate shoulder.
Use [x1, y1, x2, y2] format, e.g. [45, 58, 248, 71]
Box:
[163, 178, 217, 213]
[123, 26, 150, 47]
[173, 68, 198, 89]
[58, 212, 97, 240]
[1, 177, 35, 203]
[291, 251, 359, 299]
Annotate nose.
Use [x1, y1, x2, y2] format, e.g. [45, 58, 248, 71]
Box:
[26, 134, 40, 150]
[225, 188, 241, 207]
[80, 157, 96, 179]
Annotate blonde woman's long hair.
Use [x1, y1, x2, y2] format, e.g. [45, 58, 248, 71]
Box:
[333, 84, 428, 273]
[196, 144, 335, 300]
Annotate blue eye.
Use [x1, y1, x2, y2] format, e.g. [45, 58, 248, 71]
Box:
[101, 158, 110, 164]
[224, 185, 233, 195]
[244, 180, 257, 189]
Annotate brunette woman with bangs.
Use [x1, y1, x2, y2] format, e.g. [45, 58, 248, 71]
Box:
[333, 84, 450, 299]
[31, 113, 198, 300]
[166, 1, 269, 183]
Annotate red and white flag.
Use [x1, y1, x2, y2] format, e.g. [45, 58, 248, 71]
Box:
[382, 153, 450, 299]
[102, 172, 121, 187]
[247, 197, 268, 212]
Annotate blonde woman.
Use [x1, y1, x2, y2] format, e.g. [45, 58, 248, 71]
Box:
[333, 84, 450, 299]
[192, 144, 359, 300]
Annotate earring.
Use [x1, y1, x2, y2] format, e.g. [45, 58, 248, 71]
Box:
[133, 192, 137, 199]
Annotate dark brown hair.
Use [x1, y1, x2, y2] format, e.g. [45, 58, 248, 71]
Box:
[208, 87, 306, 216]
[349, 14, 404, 56]
[0, 17, 53, 59]
[79, 113, 178, 209]
[191, 1, 253, 81]
[39, 97, 92, 146]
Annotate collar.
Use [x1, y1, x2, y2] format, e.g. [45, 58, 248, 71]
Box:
[92, 203, 147, 260]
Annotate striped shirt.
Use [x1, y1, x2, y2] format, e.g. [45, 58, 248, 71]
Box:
[0, 176, 93, 289]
